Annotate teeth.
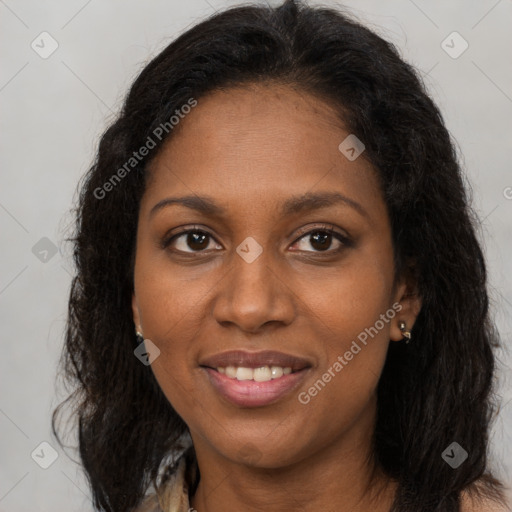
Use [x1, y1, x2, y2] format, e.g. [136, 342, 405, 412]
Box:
[270, 366, 283, 379]
[225, 366, 237, 378]
[236, 367, 253, 381]
[219, 365, 294, 381]
[254, 366, 271, 382]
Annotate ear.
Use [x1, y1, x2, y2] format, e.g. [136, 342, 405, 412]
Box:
[389, 261, 422, 342]
[132, 292, 142, 333]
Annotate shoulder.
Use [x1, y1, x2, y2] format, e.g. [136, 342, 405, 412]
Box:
[460, 496, 510, 512]
[460, 482, 511, 512]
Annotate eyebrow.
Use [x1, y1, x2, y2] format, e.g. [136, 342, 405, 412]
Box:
[149, 191, 369, 219]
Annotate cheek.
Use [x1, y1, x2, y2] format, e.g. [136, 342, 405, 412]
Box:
[133, 260, 209, 409]
[304, 246, 394, 345]
[134, 244, 213, 343]
[297, 250, 394, 409]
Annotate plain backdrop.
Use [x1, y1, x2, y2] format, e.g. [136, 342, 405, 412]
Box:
[1, 1, 511, 510]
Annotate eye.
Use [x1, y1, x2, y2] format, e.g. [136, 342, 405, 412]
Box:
[162, 227, 221, 253]
[162, 224, 351, 255]
[291, 225, 350, 254]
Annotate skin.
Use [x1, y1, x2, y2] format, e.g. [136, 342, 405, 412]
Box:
[131, 83, 423, 512]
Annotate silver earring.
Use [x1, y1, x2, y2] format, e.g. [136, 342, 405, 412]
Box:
[135, 330, 144, 344]
[399, 321, 411, 344]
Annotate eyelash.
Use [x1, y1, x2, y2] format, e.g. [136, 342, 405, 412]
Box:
[161, 224, 352, 256]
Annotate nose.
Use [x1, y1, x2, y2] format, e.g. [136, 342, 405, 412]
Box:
[212, 248, 295, 333]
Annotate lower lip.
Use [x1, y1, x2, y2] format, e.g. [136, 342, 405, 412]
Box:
[202, 367, 310, 408]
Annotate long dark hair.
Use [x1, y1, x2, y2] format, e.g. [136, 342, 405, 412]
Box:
[52, 1, 507, 510]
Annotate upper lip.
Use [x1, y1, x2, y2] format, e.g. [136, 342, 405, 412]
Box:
[199, 350, 312, 371]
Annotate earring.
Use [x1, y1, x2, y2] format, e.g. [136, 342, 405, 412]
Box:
[398, 321, 411, 343]
[135, 330, 144, 344]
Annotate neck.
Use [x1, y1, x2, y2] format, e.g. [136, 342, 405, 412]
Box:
[189, 397, 397, 512]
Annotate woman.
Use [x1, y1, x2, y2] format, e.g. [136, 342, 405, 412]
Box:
[52, 1, 510, 511]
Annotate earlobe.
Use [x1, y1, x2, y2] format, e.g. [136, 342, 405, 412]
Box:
[390, 318, 406, 342]
[390, 303, 420, 342]
[398, 321, 412, 343]
[390, 270, 422, 342]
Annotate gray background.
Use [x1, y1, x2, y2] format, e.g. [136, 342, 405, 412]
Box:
[1, 0, 511, 510]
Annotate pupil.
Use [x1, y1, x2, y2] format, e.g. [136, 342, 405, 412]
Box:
[188, 232, 207, 250]
[311, 232, 331, 251]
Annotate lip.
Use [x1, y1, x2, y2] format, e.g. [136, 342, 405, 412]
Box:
[202, 366, 311, 407]
[199, 350, 312, 371]
[199, 350, 313, 408]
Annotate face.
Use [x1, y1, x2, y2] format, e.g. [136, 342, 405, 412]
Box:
[132, 83, 420, 469]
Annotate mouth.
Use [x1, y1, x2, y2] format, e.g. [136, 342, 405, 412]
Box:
[201, 364, 301, 381]
[199, 350, 312, 407]
[199, 349, 311, 373]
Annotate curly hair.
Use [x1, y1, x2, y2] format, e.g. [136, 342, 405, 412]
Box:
[52, 1, 508, 510]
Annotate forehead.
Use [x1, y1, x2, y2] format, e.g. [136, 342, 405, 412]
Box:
[149, 82, 346, 167]
[142, 83, 383, 222]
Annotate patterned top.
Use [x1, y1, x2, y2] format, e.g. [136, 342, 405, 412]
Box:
[135, 447, 198, 512]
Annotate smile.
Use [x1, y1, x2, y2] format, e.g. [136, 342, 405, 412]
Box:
[201, 366, 310, 407]
[217, 365, 293, 381]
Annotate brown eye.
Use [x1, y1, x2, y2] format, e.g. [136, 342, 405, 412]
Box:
[163, 229, 221, 253]
[291, 226, 351, 254]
